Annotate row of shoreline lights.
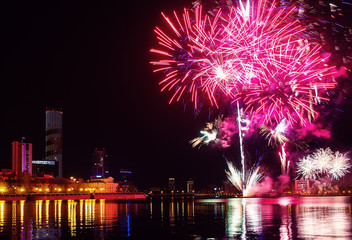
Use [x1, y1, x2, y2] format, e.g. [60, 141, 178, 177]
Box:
[0, 186, 105, 193]
[34, 187, 105, 192]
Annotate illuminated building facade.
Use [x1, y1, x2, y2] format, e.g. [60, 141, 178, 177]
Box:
[91, 148, 109, 179]
[11, 140, 32, 175]
[119, 169, 133, 192]
[187, 179, 194, 193]
[168, 177, 175, 191]
[45, 108, 63, 178]
[32, 160, 56, 177]
[295, 179, 310, 194]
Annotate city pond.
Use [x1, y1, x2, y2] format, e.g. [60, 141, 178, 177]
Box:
[0, 196, 351, 239]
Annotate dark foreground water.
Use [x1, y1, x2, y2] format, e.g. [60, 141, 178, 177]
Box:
[0, 196, 351, 239]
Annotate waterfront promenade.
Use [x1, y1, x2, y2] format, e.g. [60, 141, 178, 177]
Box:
[0, 192, 146, 201]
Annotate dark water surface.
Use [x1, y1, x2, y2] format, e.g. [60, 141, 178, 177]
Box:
[0, 196, 351, 239]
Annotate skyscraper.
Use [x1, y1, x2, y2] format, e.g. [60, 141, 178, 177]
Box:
[12, 140, 32, 175]
[92, 148, 109, 178]
[45, 108, 63, 178]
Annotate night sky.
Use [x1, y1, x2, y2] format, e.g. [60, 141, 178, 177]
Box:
[2, 0, 352, 190]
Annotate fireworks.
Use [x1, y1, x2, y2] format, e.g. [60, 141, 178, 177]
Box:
[226, 161, 243, 191]
[260, 119, 290, 175]
[150, 5, 234, 110]
[296, 148, 351, 180]
[189, 115, 223, 148]
[151, 0, 336, 125]
[151, 0, 341, 196]
[226, 161, 264, 196]
[260, 119, 289, 147]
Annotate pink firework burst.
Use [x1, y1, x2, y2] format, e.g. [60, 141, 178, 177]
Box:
[150, 6, 236, 110]
[223, 0, 336, 125]
[150, 0, 336, 124]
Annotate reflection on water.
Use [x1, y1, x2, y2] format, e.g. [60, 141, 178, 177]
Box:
[0, 197, 350, 239]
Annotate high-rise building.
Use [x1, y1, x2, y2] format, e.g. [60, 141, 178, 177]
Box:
[45, 108, 63, 178]
[91, 148, 109, 178]
[12, 140, 32, 175]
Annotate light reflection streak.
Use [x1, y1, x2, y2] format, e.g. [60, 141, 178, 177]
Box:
[58, 200, 62, 227]
[225, 198, 268, 239]
[2, 196, 350, 239]
[226, 199, 243, 237]
[296, 199, 352, 239]
[35, 200, 43, 228]
[241, 199, 246, 240]
[149, 199, 152, 219]
[12, 201, 16, 236]
[279, 205, 292, 240]
[92, 199, 95, 223]
[0, 201, 4, 230]
[192, 201, 195, 221]
[20, 200, 25, 239]
[20, 200, 24, 229]
[100, 199, 105, 228]
[84, 199, 95, 227]
[45, 200, 50, 226]
[187, 199, 195, 224]
[245, 200, 262, 235]
[161, 197, 164, 221]
[68, 200, 77, 236]
[125, 202, 131, 237]
[79, 199, 84, 225]
[169, 197, 175, 227]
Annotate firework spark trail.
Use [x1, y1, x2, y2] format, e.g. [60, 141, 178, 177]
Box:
[237, 102, 246, 192]
[226, 160, 264, 196]
[296, 148, 351, 180]
[226, 161, 243, 191]
[279, 142, 288, 175]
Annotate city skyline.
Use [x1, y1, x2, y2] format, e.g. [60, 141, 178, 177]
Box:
[2, 0, 352, 189]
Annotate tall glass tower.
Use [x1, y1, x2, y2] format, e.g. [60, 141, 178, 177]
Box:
[45, 108, 63, 178]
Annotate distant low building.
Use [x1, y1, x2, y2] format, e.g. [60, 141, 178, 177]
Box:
[80, 177, 118, 193]
[32, 160, 56, 177]
[119, 169, 135, 192]
[168, 177, 175, 192]
[187, 179, 194, 193]
[295, 179, 310, 194]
